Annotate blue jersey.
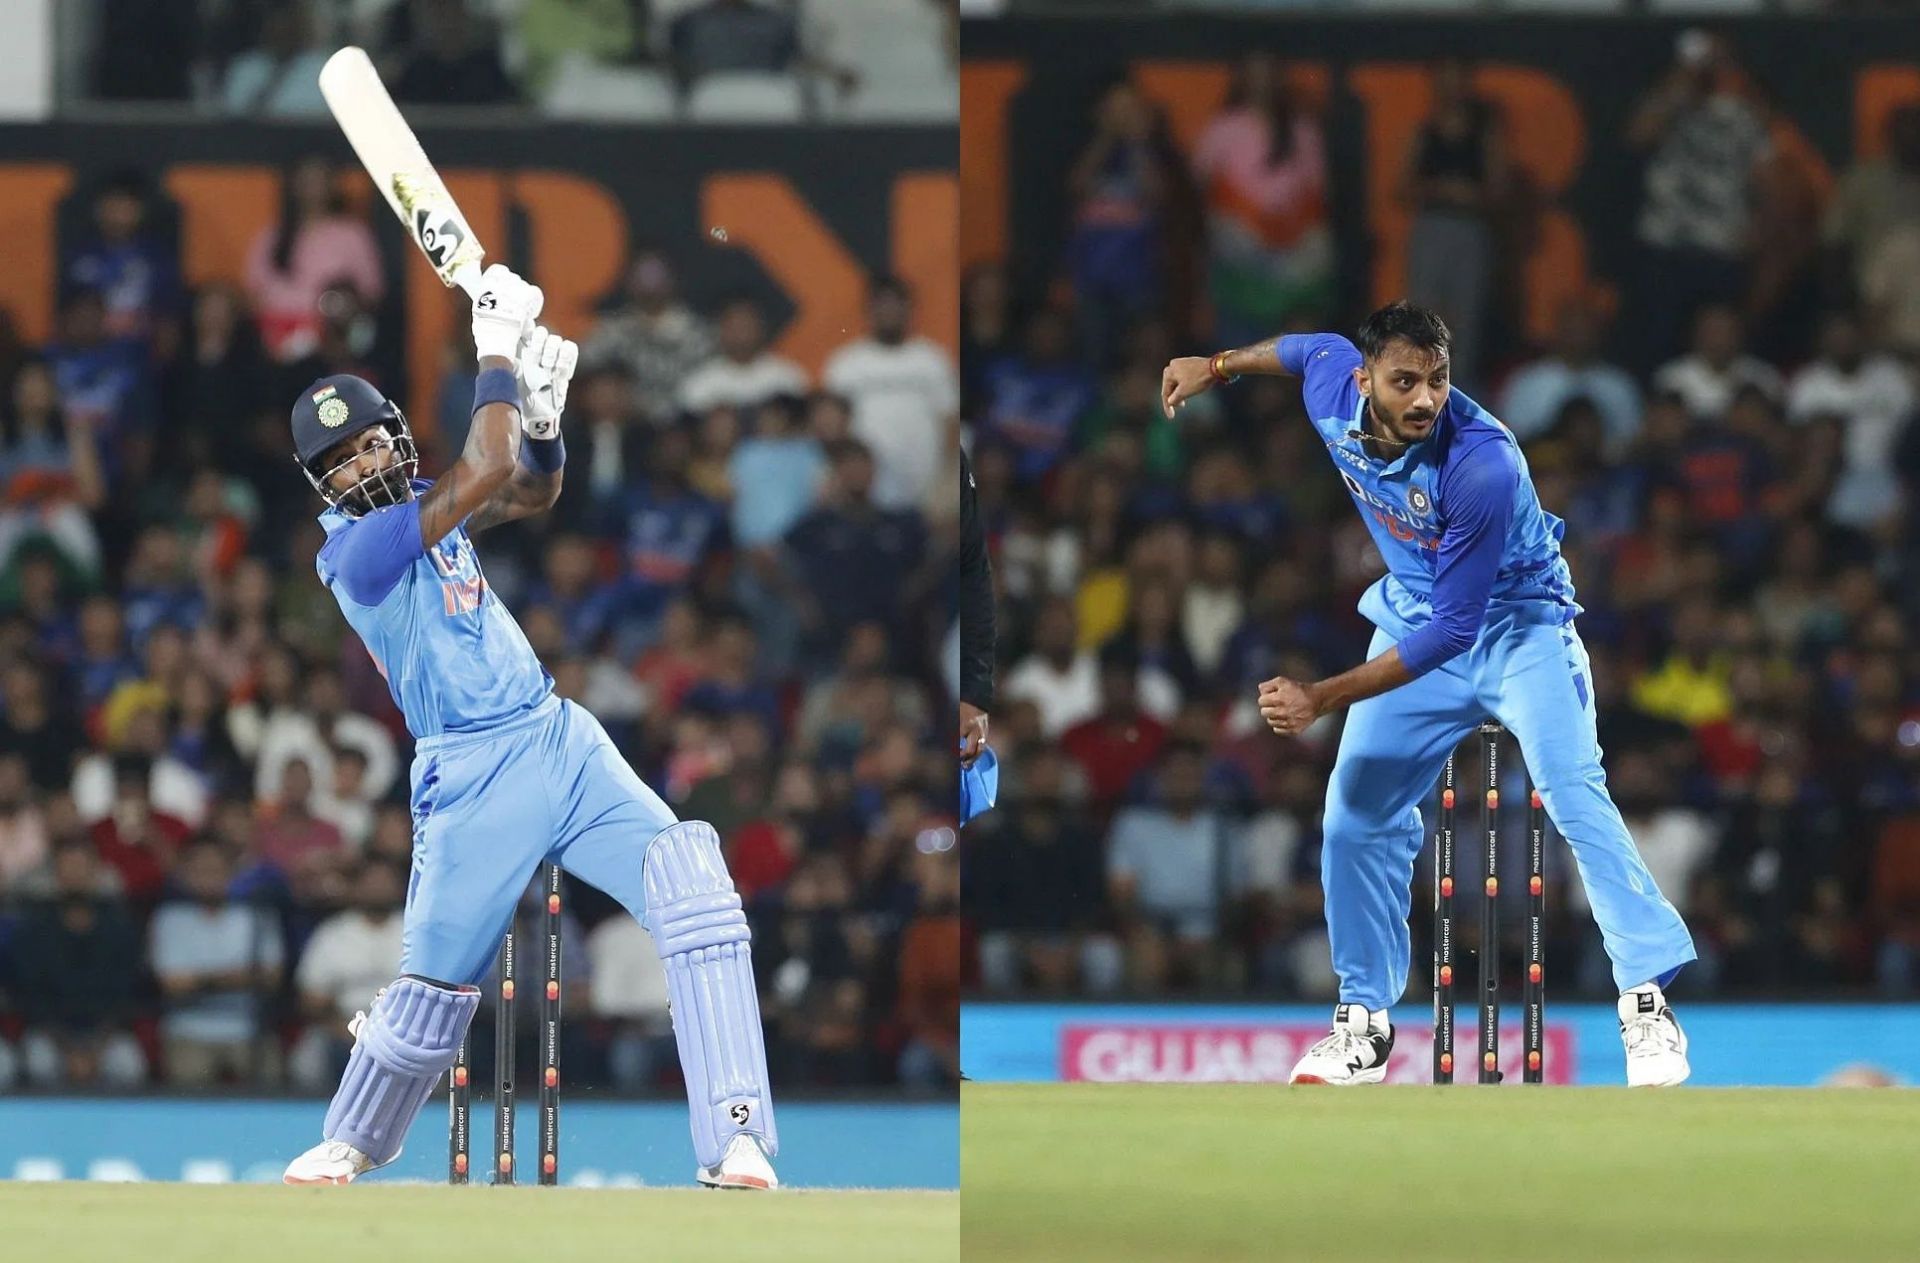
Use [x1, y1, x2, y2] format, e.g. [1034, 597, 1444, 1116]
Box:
[316, 480, 552, 739]
[1280, 333, 1578, 677]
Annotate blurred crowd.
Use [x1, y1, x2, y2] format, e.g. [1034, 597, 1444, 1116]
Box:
[79, 0, 957, 120]
[962, 44, 1920, 1002]
[0, 157, 961, 1091]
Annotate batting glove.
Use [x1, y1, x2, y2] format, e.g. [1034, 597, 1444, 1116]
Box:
[471, 263, 543, 363]
[517, 324, 578, 440]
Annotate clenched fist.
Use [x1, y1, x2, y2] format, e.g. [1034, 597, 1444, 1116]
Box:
[517, 325, 579, 440]
[1161, 356, 1219, 418]
[471, 263, 544, 363]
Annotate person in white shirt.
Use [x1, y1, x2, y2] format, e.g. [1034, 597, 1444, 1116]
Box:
[1002, 596, 1100, 739]
[824, 276, 959, 512]
[1653, 302, 1783, 421]
[287, 858, 406, 1088]
[678, 297, 809, 414]
[586, 914, 676, 1090]
[1785, 310, 1914, 529]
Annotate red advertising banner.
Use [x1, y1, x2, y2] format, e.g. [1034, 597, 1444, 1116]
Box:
[1061, 1023, 1575, 1085]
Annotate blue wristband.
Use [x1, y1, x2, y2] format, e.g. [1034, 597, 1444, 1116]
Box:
[472, 367, 519, 417]
[522, 433, 565, 474]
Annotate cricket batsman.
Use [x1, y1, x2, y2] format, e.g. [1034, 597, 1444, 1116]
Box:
[1161, 301, 1693, 1087]
[281, 265, 778, 1185]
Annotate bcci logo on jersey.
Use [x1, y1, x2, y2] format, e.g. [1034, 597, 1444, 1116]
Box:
[1339, 470, 1440, 550]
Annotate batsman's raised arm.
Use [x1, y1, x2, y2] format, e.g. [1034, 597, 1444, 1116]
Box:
[417, 263, 545, 547]
[465, 324, 578, 535]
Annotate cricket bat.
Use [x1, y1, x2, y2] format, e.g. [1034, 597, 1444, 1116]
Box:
[319, 46, 486, 298]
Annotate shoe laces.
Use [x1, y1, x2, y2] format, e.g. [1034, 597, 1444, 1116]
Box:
[1306, 1027, 1367, 1060]
[1622, 1012, 1677, 1057]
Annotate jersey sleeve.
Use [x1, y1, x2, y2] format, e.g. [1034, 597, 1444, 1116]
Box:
[1397, 437, 1519, 677]
[1278, 333, 1362, 422]
[317, 501, 424, 607]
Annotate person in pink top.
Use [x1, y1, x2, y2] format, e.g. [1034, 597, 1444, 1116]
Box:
[1191, 53, 1334, 347]
[244, 156, 385, 363]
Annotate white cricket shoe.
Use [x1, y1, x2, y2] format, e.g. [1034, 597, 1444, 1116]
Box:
[698, 1133, 778, 1190]
[1290, 1003, 1394, 1085]
[282, 1139, 384, 1185]
[1619, 984, 1690, 1087]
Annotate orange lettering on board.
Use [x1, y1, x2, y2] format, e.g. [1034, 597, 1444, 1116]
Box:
[1855, 66, 1920, 159]
[959, 61, 1028, 270]
[510, 170, 629, 342]
[892, 172, 960, 357]
[702, 174, 865, 376]
[165, 165, 280, 291]
[0, 164, 73, 343]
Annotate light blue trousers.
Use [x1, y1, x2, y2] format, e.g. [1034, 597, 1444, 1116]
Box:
[1324, 605, 1696, 1009]
[403, 695, 676, 985]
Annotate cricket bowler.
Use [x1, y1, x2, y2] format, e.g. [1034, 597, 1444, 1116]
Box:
[1161, 301, 1694, 1087]
[281, 264, 778, 1184]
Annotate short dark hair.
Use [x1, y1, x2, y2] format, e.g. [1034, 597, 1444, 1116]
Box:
[1355, 301, 1451, 362]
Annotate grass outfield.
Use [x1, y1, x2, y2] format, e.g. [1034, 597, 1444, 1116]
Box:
[0, 1183, 957, 1263]
[963, 1084, 1920, 1262]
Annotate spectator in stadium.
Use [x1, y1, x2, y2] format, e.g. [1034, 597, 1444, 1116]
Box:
[1190, 53, 1333, 350]
[966, 745, 1111, 994]
[728, 394, 827, 553]
[63, 169, 182, 360]
[0, 360, 107, 579]
[783, 439, 929, 665]
[1106, 744, 1238, 991]
[516, 0, 641, 96]
[393, 0, 518, 105]
[1653, 302, 1784, 420]
[89, 755, 193, 899]
[1498, 297, 1644, 453]
[825, 276, 959, 514]
[150, 838, 284, 1085]
[262, 666, 397, 804]
[668, 0, 857, 98]
[678, 297, 809, 414]
[586, 905, 676, 1090]
[896, 845, 961, 1087]
[1066, 77, 1179, 369]
[245, 156, 385, 364]
[0, 660, 83, 794]
[1240, 759, 1330, 995]
[1825, 104, 1920, 352]
[45, 288, 155, 473]
[163, 284, 272, 485]
[1623, 31, 1775, 373]
[582, 249, 716, 427]
[12, 839, 148, 1087]
[220, 2, 330, 117]
[1059, 645, 1167, 811]
[252, 758, 347, 902]
[605, 426, 728, 652]
[977, 305, 1098, 485]
[0, 752, 48, 892]
[1786, 309, 1914, 530]
[1002, 596, 1100, 740]
[287, 857, 406, 1089]
[1400, 57, 1505, 390]
[960, 263, 1015, 421]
